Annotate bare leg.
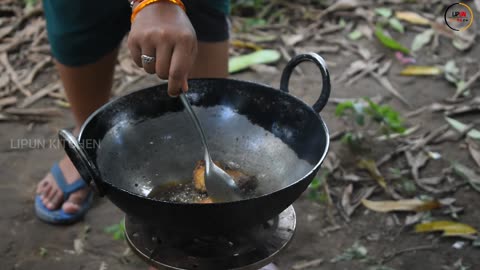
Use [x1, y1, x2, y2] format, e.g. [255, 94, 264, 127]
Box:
[189, 41, 229, 78]
[36, 49, 117, 213]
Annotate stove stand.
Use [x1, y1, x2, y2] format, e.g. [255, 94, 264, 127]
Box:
[125, 206, 296, 270]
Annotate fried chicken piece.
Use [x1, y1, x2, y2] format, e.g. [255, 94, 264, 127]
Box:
[198, 197, 213, 204]
[193, 160, 257, 193]
[229, 169, 258, 192]
[193, 160, 208, 193]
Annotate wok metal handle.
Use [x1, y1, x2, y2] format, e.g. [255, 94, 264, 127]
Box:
[58, 129, 105, 196]
[280, 53, 331, 113]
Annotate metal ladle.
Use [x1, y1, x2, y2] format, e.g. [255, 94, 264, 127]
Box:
[179, 93, 241, 202]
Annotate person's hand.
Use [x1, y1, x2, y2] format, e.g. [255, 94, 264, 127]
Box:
[128, 1, 197, 96]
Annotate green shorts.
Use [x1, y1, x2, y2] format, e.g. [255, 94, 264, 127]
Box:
[43, 0, 230, 66]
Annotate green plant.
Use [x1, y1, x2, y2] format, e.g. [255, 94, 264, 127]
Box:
[335, 98, 406, 150]
[24, 0, 38, 7]
[307, 171, 329, 203]
[104, 218, 125, 241]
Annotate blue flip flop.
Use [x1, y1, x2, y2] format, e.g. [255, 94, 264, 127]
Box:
[35, 163, 93, 224]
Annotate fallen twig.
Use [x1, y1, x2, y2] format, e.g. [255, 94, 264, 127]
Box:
[346, 62, 379, 86]
[323, 177, 338, 226]
[377, 145, 410, 167]
[0, 96, 17, 109]
[0, 6, 43, 40]
[0, 36, 26, 52]
[22, 56, 52, 86]
[4, 107, 62, 117]
[292, 258, 324, 270]
[0, 53, 31, 96]
[18, 82, 61, 108]
[368, 70, 411, 107]
[279, 46, 304, 76]
[410, 124, 450, 151]
[453, 69, 480, 100]
[330, 130, 346, 141]
[381, 245, 436, 264]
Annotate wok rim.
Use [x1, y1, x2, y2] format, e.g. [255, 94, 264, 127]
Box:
[78, 78, 330, 206]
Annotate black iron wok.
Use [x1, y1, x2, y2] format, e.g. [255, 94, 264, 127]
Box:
[59, 53, 331, 233]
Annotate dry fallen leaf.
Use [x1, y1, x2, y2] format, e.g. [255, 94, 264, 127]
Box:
[73, 238, 84, 255]
[318, 0, 360, 18]
[231, 39, 263, 50]
[358, 159, 386, 188]
[405, 212, 427, 226]
[445, 117, 480, 140]
[342, 185, 376, 217]
[417, 176, 444, 186]
[415, 221, 477, 237]
[453, 163, 480, 193]
[376, 125, 420, 141]
[395, 11, 431, 25]
[452, 30, 476, 51]
[400, 66, 442, 76]
[467, 139, 480, 169]
[411, 29, 435, 52]
[405, 151, 429, 181]
[338, 60, 367, 82]
[358, 159, 403, 200]
[362, 198, 440, 213]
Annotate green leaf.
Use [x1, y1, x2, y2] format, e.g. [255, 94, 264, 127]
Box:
[388, 18, 405, 33]
[348, 30, 363, 40]
[411, 29, 434, 52]
[473, 237, 480, 248]
[335, 101, 354, 116]
[444, 60, 459, 75]
[365, 98, 406, 134]
[332, 242, 368, 262]
[308, 172, 328, 203]
[228, 49, 281, 73]
[445, 117, 480, 140]
[375, 24, 410, 54]
[375, 7, 392, 18]
[39, 247, 48, 257]
[400, 179, 417, 195]
[245, 18, 267, 27]
[455, 80, 469, 97]
[104, 219, 126, 241]
[355, 114, 365, 126]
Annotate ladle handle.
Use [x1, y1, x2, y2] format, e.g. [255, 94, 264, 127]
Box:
[279, 53, 331, 113]
[179, 93, 212, 163]
[58, 129, 105, 196]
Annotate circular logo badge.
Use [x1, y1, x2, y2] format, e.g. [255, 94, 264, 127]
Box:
[444, 3, 474, 31]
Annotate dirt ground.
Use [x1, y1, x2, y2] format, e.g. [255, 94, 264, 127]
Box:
[1, 2, 480, 270]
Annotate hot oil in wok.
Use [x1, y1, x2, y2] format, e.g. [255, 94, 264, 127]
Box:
[147, 160, 258, 203]
[148, 182, 209, 203]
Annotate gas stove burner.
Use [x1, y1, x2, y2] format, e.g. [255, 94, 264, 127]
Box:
[125, 206, 296, 270]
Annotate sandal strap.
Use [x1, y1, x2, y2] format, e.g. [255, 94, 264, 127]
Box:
[50, 163, 87, 201]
